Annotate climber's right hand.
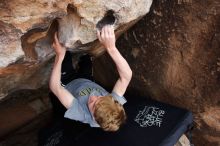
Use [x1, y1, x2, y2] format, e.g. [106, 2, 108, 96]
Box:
[97, 25, 116, 52]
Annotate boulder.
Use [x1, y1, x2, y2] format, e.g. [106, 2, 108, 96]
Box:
[0, 0, 153, 99]
[93, 0, 220, 145]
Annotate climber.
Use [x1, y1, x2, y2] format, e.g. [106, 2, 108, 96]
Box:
[49, 25, 132, 131]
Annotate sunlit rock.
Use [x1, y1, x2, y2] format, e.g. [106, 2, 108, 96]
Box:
[0, 0, 153, 99]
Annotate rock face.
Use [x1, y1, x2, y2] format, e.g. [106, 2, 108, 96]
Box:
[93, 0, 220, 146]
[0, 0, 219, 146]
[0, 0, 153, 99]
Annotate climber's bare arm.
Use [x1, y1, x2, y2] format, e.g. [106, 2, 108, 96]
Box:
[97, 25, 132, 97]
[49, 33, 74, 109]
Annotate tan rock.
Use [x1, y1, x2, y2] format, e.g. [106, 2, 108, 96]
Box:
[34, 0, 153, 60]
[201, 107, 220, 132]
[0, 21, 24, 67]
[0, 0, 69, 33]
[0, 0, 153, 99]
[175, 135, 190, 146]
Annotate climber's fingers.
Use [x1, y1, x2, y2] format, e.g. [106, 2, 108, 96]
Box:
[97, 29, 102, 42]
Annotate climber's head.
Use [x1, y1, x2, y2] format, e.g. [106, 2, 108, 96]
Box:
[88, 94, 126, 131]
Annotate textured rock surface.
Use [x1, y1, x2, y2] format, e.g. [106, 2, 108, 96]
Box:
[0, 0, 68, 65]
[69, 0, 153, 44]
[93, 0, 220, 145]
[0, 88, 51, 137]
[0, 0, 219, 145]
[0, 21, 24, 67]
[0, 0, 153, 99]
[175, 135, 190, 146]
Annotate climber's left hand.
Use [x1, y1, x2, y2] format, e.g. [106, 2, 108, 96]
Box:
[52, 32, 66, 58]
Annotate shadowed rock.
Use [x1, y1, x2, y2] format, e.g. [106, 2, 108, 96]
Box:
[93, 0, 220, 145]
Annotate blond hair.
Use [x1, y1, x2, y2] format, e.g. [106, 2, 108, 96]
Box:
[93, 95, 126, 132]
